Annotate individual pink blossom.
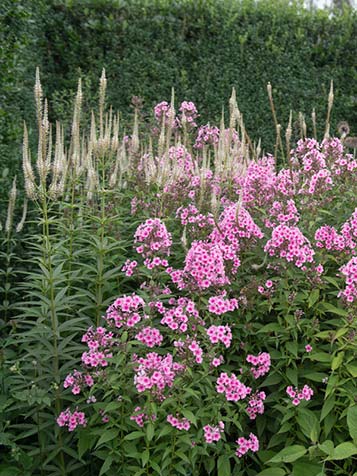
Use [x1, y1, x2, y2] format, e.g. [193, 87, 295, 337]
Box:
[211, 355, 224, 367]
[305, 344, 312, 353]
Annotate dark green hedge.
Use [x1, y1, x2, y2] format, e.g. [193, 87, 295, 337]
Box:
[1, 0, 357, 187]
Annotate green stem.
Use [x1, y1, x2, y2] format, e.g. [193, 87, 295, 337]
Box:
[41, 193, 66, 476]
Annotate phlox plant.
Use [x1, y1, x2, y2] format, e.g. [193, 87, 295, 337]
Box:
[58, 132, 357, 475]
[2, 72, 357, 476]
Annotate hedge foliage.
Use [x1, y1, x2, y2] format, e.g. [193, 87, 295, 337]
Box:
[1, 0, 357, 191]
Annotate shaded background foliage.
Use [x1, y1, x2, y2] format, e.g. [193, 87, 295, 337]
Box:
[1, 0, 357, 203]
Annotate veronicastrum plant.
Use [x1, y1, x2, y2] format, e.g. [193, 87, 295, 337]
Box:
[1, 71, 357, 476]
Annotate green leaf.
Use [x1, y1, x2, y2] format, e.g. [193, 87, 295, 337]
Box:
[320, 396, 335, 422]
[99, 456, 113, 476]
[308, 289, 320, 308]
[347, 406, 357, 441]
[150, 460, 162, 474]
[293, 462, 323, 476]
[286, 367, 298, 386]
[78, 430, 95, 458]
[181, 409, 197, 426]
[286, 341, 298, 357]
[146, 423, 155, 442]
[217, 455, 231, 476]
[310, 352, 331, 363]
[256, 469, 286, 476]
[95, 428, 119, 448]
[318, 440, 334, 456]
[327, 442, 357, 460]
[268, 445, 307, 463]
[296, 409, 320, 443]
[346, 363, 357, 378]
[141, 449, 150, 467]
[331, 352, 344, 371]
[321, 303, 348, 317]
[124, 431, 145, 441]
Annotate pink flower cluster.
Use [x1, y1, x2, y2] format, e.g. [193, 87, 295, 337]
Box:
[133, 352, 185, 398]
[216, 372, 251, 402]
[81, 326, 113, 368]
[130, 406, 156, 427]
[105, 294, 146, 329]
[207, 325, 232, 348]
[177, 204, 214, 229]
[264, 224, 315, 268]
[121, 259, 138, 277]
[292, 139, 333, 195]
[239, 156, 277, 207]
[154, 101, 176, 128]
[57, 408, 87, 432]
[208, 294, 238, 315]
[341, 208, 357, 249]
[339, 257, 357, 303]
[203, 421, 225, 443]
[246, 391, 266, 420]
[159, 297, 201, 333]
[208, 204, 263, 278]
[188, 339, 204, 364]
[236, 433, 259, 458]
[167, 414, 191, 431]
[169, 145, 194, 171]
[315, 225, 349, 252]
[135, 326, 163, 348]
[246, 352, 271, 379]
[169, 241, 229, 290]
[286, 385, 314, 405]
[64, 369, 94, 395]
[265, 199, 299, 228]
[134, 218, 172, 258]
[194, 124, 220, 149]
[179, 101, 199, 128]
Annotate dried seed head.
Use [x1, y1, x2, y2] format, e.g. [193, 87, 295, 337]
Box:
[22, 123, 36, 199]
[5, 177, 17, 233]
[16, 199, 28, 233]
[267, 82, 272, 100]
[34, 67, 43, 127]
